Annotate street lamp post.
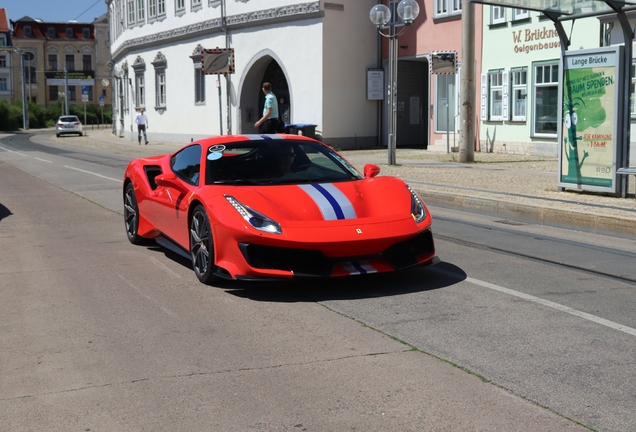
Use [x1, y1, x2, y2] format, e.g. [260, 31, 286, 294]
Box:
[369, 0, 420, 166]
[18, 50, 28, 130]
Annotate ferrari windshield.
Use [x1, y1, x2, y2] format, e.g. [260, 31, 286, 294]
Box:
[205, 139, 363, 185]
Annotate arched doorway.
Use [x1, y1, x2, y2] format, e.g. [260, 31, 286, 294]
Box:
[238, 53, 291, 134]
[259, 61, 290, 126]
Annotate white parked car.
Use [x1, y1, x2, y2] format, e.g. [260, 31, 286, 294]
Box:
[56, 115, 83, 137]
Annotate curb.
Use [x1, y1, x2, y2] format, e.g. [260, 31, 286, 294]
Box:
[418, 189, 636, 238]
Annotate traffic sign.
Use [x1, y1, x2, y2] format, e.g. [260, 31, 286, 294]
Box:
[99, 93, 105, 107]
[82, 85, 89, 102]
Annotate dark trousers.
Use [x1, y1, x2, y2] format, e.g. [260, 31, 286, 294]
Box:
[137, 124, 147, 142]
[258, 118, 279, 134]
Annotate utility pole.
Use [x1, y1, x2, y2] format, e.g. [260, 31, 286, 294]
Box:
[19, 51, 28, 130]
[459, 0, 475, 163]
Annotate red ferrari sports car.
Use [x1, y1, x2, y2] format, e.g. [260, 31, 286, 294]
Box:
[123, 134, 436, 283]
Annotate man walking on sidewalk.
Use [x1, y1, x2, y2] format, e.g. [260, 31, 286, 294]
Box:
[135, 108, 149, 145]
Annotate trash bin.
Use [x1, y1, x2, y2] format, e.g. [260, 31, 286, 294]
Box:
[284, 124, 298, 135]
[294, 124, 317, 139]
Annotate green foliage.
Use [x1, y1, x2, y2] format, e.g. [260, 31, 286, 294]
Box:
[0, 99, 112, 131]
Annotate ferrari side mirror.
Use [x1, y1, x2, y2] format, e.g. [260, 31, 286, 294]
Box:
[155, 173, 186, 191]
[364, 164, 380, 178]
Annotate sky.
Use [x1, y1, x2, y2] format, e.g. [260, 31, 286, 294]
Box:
[3, 0, 108, 23]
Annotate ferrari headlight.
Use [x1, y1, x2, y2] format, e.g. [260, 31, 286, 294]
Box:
[225, 196, 282, 234]
[407, 185, 427, 223]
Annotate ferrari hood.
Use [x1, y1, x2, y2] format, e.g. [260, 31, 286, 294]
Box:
[223, 177, 415, 226]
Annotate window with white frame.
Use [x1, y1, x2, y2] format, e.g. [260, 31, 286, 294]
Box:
[435, 73, 457, 132]
[0, 77, 7, 91]
[434, 0, 461, 18]
[158, 0, 166, 15]
[492, 6, 506, 24]
[533, 62, 559, 136]
[137, 0, 145, 21]
[133, 56, 146, 108]
[513, 9, 529, 20]
[136, 73, 145, 107]
[490, 71, 504, 120]
[149, 0, 157, 18]
[0, 55, 6, 68]
[0, 36, 5, 46]
[512, 68, 527, 121]
[176, 0, 186, 14]
[153, 52, 167, 109]
[127, 0, 135, 26]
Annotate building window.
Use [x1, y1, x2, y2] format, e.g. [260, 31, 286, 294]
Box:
[0, 77, 7, 91]
[158, 0, 166, 15]
[512, 68, 527, 121]
[149, 0, 157, 17]
[24, 26, 32, 37]
[83, 55, 92, 70]
[136, 73, 145, 108]
[48, 54, 58, 70]
[0, 55, 6, 68]
[128, 0, 136, 26]
[194, 65, 205, 104]
[492, 6, 506, 24]
[69, 86, 77, 101]
[192, 0, 202, 11]
[153, 52, 167, 109]
[435, 74, 456, 132]
[434, 0, 461, 18]
[66, 27, 74, 38]
[48, 27, 56, 38]
[0, 36, 5, 46]
[533, 62, 559, 136]
[156, 71, 166, 107]
[49, 85, 58, 101]
[513, 9, 529, 20]
[489, 71, 504, 120]
[176, 0, 186, 14]
[137, 0, 145, 21]
[66, 54, 75, 71]
[83, 28, 91, 38]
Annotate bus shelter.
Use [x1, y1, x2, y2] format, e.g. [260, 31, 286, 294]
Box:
[468, 0, 635, 197]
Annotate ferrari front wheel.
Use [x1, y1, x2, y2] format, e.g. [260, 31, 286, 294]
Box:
[124, 182, 145, 245]
[190, 205, 218, 284]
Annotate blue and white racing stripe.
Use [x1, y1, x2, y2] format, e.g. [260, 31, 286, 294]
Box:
[299, 183, 357, 220]
[241, 134, 280, 140]
[342, 261, 377, 275]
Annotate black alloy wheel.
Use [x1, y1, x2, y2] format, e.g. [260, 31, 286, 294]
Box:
[190, 205, 218, 284]
[124, 183, 145, 245]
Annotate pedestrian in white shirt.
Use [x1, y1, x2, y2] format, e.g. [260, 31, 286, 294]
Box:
[134, 108, 149, 145]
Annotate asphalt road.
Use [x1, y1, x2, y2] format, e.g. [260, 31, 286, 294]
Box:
[2, 131, 635, 431]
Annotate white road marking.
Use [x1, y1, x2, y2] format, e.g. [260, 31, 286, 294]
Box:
[34, 157, 52, 163]
[0, 145, 27, 156]
[64, 165, 121, 182]
[433, 267, 636, 338]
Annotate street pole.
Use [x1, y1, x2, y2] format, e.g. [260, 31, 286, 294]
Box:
[19, 51, 28, 130]
[460, 0, 475, 163]
[388, 32, 397, 165]
[64, 67, 69, 115]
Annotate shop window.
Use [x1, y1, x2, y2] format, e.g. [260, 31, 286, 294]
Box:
[533, 62, 559, 136]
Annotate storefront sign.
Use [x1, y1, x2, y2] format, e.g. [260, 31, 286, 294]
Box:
[558, 46, 622, 193]
[367, 69, 384, 100]
[45, 71, 95, 86]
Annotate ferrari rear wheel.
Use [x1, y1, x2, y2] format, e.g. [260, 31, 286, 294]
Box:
[190, 205, 218, 284]
[124, 183, 145, 245]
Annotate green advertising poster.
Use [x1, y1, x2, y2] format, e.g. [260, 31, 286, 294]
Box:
[560, 49, 619, 190]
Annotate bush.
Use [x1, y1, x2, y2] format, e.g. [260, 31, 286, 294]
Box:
[0, 100, 113, 130]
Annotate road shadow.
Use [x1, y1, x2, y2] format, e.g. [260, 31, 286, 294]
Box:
[0, 203, 13, 222]
[224, 261, 467, 303]
[146, 242, 467, 302]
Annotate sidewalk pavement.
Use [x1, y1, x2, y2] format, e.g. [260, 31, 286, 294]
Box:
[62, 127, 636, 238]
